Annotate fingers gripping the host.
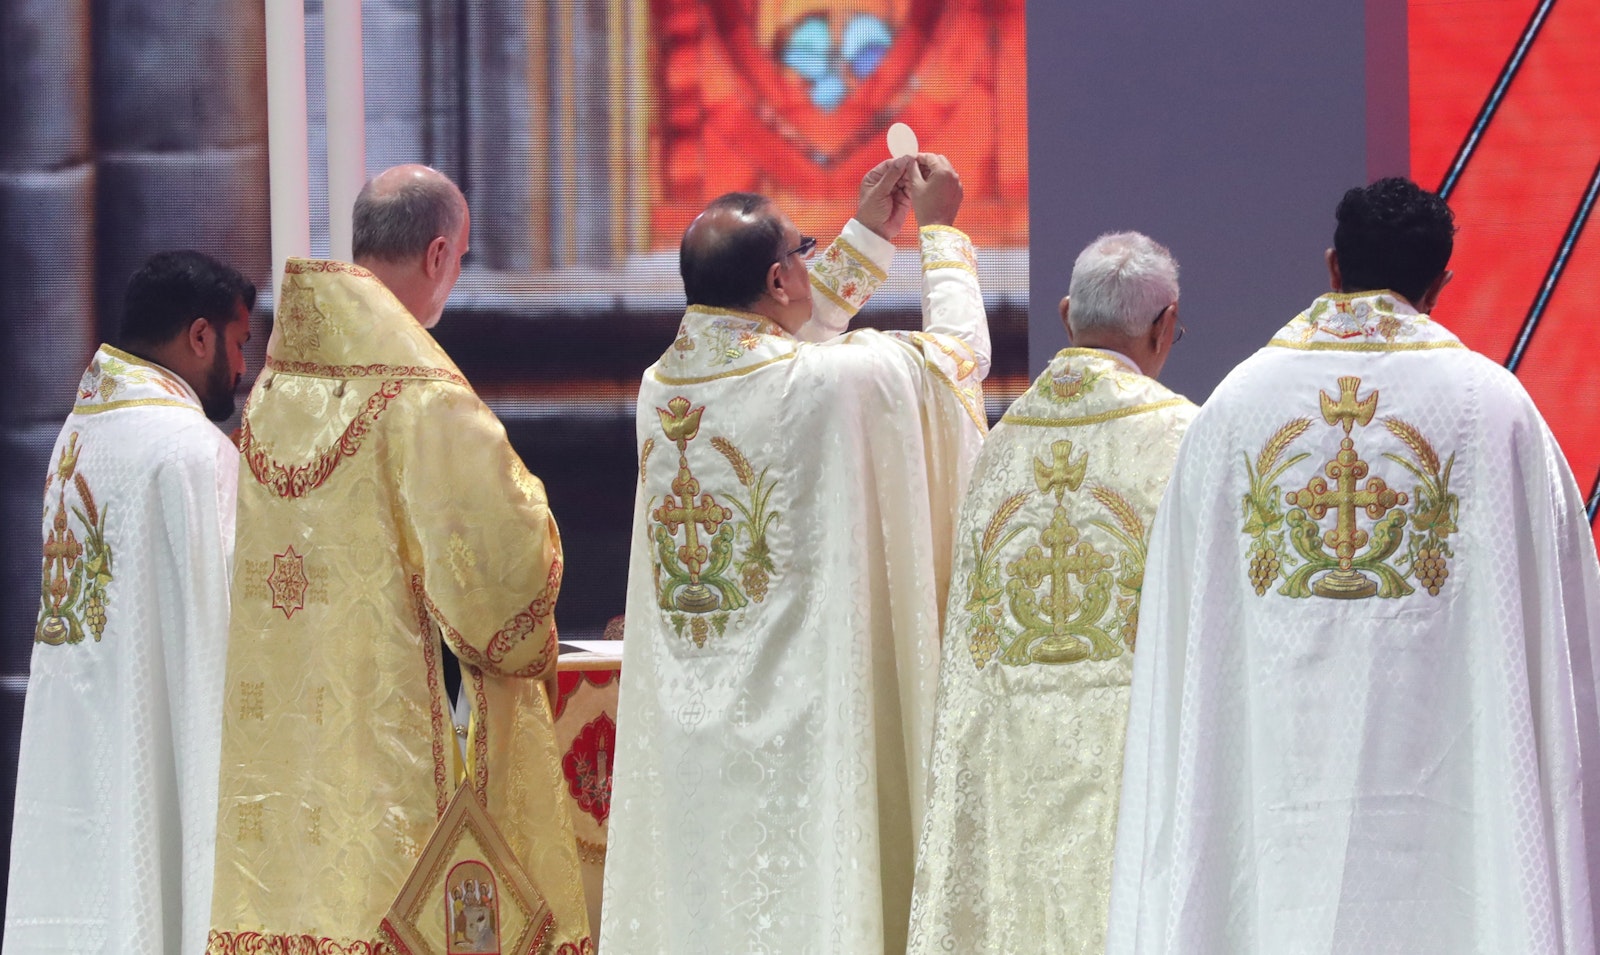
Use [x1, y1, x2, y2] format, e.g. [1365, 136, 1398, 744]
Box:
[909, 153, 962, 228]
[856, 155, 915, 240]
[856, 153, 964, 239]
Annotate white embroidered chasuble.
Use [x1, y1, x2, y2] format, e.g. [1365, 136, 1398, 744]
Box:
[5, 346, 238, 955]
[907, 349, 1196, 954]
[1106, 291, 1600, 954]
[600, 222, 990, 954]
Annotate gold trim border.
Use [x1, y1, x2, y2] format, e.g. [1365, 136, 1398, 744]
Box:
[73, 397, 199, 416]
[834, 237, 888, 281]
[923, 260, 978, 275]
[1267, 338, 1465, 353]
[651, 351, 796, 385]
[810, 277, 857, 316]
[1002, 396, 1189, 428]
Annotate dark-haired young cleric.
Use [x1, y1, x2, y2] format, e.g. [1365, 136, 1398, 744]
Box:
[5, 250, 254, 955]
[1107, 177, 1600, 954]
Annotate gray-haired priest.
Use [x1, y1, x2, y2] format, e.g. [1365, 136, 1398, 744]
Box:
[601, 154, 989, 954]
[908, 232, 1195, 955]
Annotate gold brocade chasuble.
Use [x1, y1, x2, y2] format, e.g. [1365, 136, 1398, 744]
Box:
[208, 260, 590, 954]
[906, 349, 1195, 955]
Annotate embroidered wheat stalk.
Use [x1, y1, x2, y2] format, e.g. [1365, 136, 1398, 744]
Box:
[638, 438, 655, 480]
[711, 436, 755, 486]
[1091, 485, 1145, 541]
[1382, 416, 1439, 473]
[74, 473, 98, 527]
[1258, 417, 1312, 472]
[982, 493, 1029, 552]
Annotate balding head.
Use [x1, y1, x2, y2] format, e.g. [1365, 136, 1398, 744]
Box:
[352, 164, 467, 264]
[680, 193, 789, 310]
[350, 165, 471, 328]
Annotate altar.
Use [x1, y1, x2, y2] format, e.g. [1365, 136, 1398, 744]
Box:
[553, 639, 624, 934]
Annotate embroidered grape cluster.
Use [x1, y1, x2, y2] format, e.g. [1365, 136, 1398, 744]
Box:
[741, 564, 769, 603]
[1248, 546, 1281, 595]
[84, 593, 107, 641]
[968, 618, 1001, 669]
[1414, 546, 1449, 596]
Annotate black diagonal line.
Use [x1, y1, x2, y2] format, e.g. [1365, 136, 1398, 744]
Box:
[1506, 155, 1600, 371]
[1438, 0, 1558, 199]
[1589, 467, 1599, 523]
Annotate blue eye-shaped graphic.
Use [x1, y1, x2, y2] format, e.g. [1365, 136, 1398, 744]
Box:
[782, 16, 833, 82]
[841, 15, 891, 80]
[779, 13, 894, 113]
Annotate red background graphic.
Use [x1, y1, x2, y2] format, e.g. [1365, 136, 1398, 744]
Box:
[650, 0, 1028, 247]
[1408, 0, 1600, 549]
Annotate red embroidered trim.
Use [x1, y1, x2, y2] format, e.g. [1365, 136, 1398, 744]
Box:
[265, 356, 468, 388]
[470, 665, 489, 805]
[416, 565, 561, 680]
[207, 930, 396, 954]
[286, 260, 375, 278]
[554, 669, 618, 721]
[485, 559, 563, 668]
[241, 380, 405, 498]
[411, 575, 450, 819]
[530, 914, 556, 955]
[555, 937, 596, 955]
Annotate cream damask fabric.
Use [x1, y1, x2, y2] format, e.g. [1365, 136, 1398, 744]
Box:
[601, 224, 989, 955]
[1108, 292, 1600, 954]
[907, 349, 1195, 955]
[5, 347, 237, 955]
[208, 259, 589, 954]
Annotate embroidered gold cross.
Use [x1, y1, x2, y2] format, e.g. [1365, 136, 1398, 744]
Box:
[1287, 377, 1407, 598]
[652, 397, 730, 612]
[1006, 507, 1114, 661]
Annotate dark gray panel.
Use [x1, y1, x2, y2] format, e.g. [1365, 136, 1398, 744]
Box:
[94, 147, 272, 342]
[0, 0, 93, 170]
[1027, 1, 1405, 404]
[0, 167, 98, 426]
[91, 0, 267, 151]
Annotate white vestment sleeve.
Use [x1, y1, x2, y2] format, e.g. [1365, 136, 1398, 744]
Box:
[918, 225, 992, 381]
[795, 218, 897, 342]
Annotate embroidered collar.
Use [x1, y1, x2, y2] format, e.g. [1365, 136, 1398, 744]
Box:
[1000, 347, 1187, 427]
[266, 258, 468, 384]
[1270, 291, 1464, 351]
[73, 344, 202, 415]
[652, 305, 799, 384]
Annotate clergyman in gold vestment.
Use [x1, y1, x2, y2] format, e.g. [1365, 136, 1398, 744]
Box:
[208, 166, 590, 953]
[908, 232, 1196, 954]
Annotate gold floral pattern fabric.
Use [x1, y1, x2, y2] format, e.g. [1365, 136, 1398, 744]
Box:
[908, 349, 1195, 955]
[209, 259, 588, 950]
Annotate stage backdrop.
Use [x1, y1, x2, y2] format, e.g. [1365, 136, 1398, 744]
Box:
[0, 0, 1029, 909]
[1028, 0, 1599, 550]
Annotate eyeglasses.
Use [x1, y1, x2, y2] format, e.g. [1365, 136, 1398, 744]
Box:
[778, 236, 817, 263]
[1153, 303, 1184, 344]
